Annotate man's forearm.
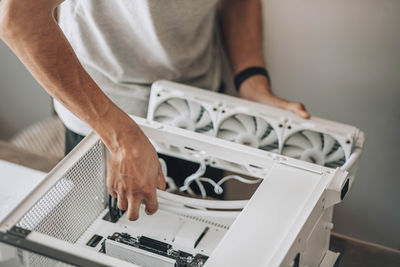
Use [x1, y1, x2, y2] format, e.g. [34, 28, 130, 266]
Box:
[219, 0, 265, 75]
[218, 0, 310, 118]
[0, 0, 138, 151]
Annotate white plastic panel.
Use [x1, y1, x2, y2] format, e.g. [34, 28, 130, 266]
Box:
[205, 163, 332, 267]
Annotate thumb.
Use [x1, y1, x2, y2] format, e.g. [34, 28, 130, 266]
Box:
[157, 166, 166, 191]
[286, 102, 310, 119]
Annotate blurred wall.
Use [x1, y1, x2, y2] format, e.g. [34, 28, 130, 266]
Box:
[0, 41, 52, 140]
[262, 0, 400, 249]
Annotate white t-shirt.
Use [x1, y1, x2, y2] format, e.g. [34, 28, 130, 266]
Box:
[55, 0, 222, 135]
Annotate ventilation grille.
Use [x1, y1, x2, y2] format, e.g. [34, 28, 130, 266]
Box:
[17, 141, 107, 266]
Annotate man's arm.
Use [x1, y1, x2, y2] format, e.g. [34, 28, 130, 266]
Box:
[0, 0, 165, 220]
[219, 0, 310, 119]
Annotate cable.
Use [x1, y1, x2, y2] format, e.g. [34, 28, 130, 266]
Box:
[157, 190, 248, 210]
[194, 175, 261, 195]
[159, 158, 178, 191]
[162, 158, 260, 199]
[195, 179, 207, 198]
[198, 177, 221, 193]
[179, 161, 207, 196]
[159, 203, 240, 219]
[215, 175, 261, 194]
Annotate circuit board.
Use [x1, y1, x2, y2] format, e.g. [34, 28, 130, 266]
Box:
[100, 232, 208, 267]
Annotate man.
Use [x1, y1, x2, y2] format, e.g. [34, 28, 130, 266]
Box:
[0, 0, 309, 221]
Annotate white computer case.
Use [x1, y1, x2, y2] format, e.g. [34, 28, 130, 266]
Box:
[0, 81, 364, 267]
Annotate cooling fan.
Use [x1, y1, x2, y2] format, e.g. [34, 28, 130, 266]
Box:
[216, 114, 279, 153]
[153, 98, 214, 135]
[281, 130, 346, 168]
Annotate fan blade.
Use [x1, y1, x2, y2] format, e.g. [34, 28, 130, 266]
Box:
[217, 130, 238, 141]
[285, 133, 313, 150]
[155, 103, 180, 118]
[322, 134, 336, 155]
[282, 147, 303, 158]
[196, 111, 212, 129]
[167, 98, 189, 117]
[187, 100, 202, 122]
[259, 130, 278, 147]
[325, 147, 345, 163]
[219, 117, 247, 133]
[303, 131, 322, 150]
[255, 117, 269, 138]
[154, 116, 173, 124]
[235, 114, 256, 134]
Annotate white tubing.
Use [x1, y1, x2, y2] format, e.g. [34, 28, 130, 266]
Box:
[157, 190, 248, 209]
[340, 148, 362, 171]
[179, 161, 207, 192]
[159, 204, 240, 219]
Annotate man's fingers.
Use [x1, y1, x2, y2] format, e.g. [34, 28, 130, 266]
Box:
[127, 195, 142, 221]
[107, 160, 118, 198]
[288, 102, 310, 119]
[143, 189, 159, 215]
[260, 94, 311, 119]
[157, 167, 166, 191]
[296, 109, 311, 119]
[109, 190, 117, 198]
[117, 192, 128, 211]
[283, 101, 310, 119]
[107, 178, 118, 198]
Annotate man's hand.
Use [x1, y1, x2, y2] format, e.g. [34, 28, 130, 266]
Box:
[102, 114, 166, 221]
[107, 124, 166, 221]
[239, 75, 310, 119]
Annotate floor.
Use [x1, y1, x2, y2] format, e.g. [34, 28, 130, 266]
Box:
[330, 232, 400, 267]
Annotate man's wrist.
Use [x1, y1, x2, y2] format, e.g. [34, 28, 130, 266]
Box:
[91, 105, 141, 154]
[238, 74, 272, 100]
[234, 66, 271, 91]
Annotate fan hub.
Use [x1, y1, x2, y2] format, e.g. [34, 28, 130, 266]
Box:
[235, 133, 259, 148]
[173, 117, 196, 131]
[300, 149, 325, 165]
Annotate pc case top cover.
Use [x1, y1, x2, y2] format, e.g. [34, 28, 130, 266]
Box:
[0, 116, 351, 267]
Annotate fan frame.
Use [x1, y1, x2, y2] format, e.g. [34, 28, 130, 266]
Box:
[215, 112, 282, 153]
[281, 129, 347, 167]
[148, 80, 365, 170]
[148, 88, 219, 136]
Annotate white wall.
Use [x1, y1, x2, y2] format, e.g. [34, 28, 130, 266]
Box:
[262, 0, 400, 249]
[0, 41, 52, 140]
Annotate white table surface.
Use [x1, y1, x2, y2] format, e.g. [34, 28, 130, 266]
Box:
[0, 160, 46, 223]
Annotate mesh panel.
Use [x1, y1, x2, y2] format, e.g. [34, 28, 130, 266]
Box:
[16, 141, 107, 266]
[20, 249, 75, 267]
